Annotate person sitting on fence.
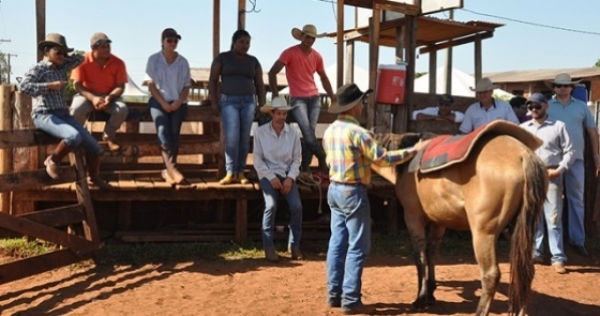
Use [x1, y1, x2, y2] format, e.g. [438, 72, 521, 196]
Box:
[19, 33, 111, 189]
[459, 77, 520, 133]
[69, 32, 129, 152]
[268, 24, 335, 174]
[411, 94, 464, 123]
[209, 29, 266, 185]
[145, 28, 191, 185]
[253, 97, 303, 262]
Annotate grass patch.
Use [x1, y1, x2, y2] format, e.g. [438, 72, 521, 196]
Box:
[0, 238, 54, 259]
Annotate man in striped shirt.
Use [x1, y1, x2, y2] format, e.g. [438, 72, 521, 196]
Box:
[322, 83, 430, 314]
[253, 97, 303, 262]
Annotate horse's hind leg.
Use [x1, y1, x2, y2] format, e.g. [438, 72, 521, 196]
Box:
[472, 232, 501, 316]
[425, 224, 446, 305]
[407, 219, 429, 310]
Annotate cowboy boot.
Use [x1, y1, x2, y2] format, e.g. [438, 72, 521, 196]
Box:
[86, 155, 112, 190]
[44, 140, 72, 179]
[160, 144, 185, 184]
[289, 245, 304, 260]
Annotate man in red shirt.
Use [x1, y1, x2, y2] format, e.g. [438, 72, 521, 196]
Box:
[269, 24, 335, 173]
[70, 32, 129, 151]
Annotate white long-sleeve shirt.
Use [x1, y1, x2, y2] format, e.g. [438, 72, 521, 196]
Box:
[253, 122, 302, 181]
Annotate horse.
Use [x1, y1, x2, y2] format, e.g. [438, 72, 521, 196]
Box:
[374, 124, 548, 316]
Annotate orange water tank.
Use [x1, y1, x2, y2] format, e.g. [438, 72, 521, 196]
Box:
[376, 64, 406, 104]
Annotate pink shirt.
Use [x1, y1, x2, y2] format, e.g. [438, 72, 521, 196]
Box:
[278, 45, 325, 97]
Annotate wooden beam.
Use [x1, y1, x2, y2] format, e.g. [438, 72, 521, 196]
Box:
[337, 0, 345, 89]
[0, 249, 92, 285]
[419, 31, 494, 54]
[238, 0, 246, 30]
[0, 167, 76, 193]
[235, 198, 248, 242]
[213, 0, 220, 58]
[345, 40, 355, 84]
[18, 204, 84, 227]
[474, 33, 482, 83]
[396, 15, 416, 134]
[367, 7, 381, 130]
[71, 149, 101, 248]
[374, 1, 420, 16]
[35, 0, 45, 62]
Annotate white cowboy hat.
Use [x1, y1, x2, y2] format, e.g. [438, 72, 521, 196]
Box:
[328, 83, 373, 114]
[260, 97, 294, 113]
[291, 24, 325, 41]
[552, 73, 582, 85]
[469, 77, 499, 92]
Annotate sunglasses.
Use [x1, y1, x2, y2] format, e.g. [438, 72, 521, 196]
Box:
[554, 84, 572, 88]
[166, 38, 179, 44]
[527, 104, 543, 110]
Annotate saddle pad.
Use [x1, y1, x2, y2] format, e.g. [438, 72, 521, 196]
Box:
[411, 120, 543, 174]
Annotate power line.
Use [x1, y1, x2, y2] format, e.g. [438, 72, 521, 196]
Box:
[460, 8, 600, 36]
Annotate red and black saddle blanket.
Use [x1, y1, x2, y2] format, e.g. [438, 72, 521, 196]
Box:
[408, 120, 543, 174]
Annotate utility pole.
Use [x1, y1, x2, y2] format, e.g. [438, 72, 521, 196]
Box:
[6, 53, 17, 84]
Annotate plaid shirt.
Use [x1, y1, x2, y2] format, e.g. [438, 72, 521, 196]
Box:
[323, 114, 416, 185]
[19, 54, 84, 114]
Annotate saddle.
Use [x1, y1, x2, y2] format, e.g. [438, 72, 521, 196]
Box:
[408, 120, 543, 173]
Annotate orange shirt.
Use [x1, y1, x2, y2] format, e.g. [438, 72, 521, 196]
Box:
[278, 45, 324, 98]
[71, 52, 128, 95]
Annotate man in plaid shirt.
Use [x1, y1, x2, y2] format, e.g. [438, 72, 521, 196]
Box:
[322, 83, 429, 314]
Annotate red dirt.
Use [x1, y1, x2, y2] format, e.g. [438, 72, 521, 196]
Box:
[0, 248, 598, 316]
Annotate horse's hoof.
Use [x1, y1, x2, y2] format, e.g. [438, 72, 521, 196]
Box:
[426, 296, 437, 306]
[411, 300, 428, 311]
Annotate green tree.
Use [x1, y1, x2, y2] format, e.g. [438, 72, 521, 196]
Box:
[0, 52, 9, 84]
[64, 50, 85, 101]
[415, 71, 427, 79]
[595, 59, 600, 67]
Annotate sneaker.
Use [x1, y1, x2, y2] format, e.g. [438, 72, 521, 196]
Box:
[44, 155, 60, 179]
[103, 137, 120, 152]
[552, 262, 567, 274]
[342, 304, 376, 315]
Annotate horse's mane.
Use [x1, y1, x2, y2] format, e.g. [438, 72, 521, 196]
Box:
[374, 132, 437, 151]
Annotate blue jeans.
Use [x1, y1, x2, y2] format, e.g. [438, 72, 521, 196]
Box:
[290, 96, 325, 170]
[564, 159, 585, 246]
[221, 94, 256, 174]
[148, 97, 188, 147]
[260, 176, 303, 250]
[326, 182, 371, 309]
[32, 109, 101, 156]
[534, 175, 567, 264]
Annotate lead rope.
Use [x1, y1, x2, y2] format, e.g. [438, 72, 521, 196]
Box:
[297, 172, 323, 214]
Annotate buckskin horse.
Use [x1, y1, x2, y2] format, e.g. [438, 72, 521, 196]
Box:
[374, 121, 548, 316]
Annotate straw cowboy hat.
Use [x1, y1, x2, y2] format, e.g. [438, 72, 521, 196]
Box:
[260, 97, 293, 113]
[552, 73, 582, 85]
[37, 33, 74, 52]
[470, 77, 499, 92]
[291, 24, 325, 41]
[328, 83, 373, 114]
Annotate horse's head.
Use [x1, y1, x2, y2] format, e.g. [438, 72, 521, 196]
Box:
[375, 132, 437, 150]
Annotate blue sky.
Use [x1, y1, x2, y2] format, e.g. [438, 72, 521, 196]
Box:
[1, 0, 600, 86]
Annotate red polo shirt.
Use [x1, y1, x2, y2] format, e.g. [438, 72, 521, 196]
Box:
[71, 52, 128, 95]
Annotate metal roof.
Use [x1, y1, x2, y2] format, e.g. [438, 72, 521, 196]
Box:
[485, 67, 600, 83]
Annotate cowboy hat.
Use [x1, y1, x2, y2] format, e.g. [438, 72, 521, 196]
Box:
[37, 33, 74, 52]
[328, 83, 373, 114]
[470, 77, 498, 92]
[291, 24, 325, 41]
[552, 73, 582, 85]
[260, 96, 293, 113]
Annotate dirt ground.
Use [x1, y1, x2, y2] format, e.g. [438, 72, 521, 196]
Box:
[0, 244, 598, 316]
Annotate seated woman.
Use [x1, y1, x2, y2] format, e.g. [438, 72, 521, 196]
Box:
[145, 28, 191, 185]
[209, 29, 266, 185]
[19, 33, 111, 189]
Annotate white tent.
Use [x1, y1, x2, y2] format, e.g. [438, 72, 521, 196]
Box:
[123, 75, 148, 98]
[279, 64, 370, 95]
[414, 67, 513, 98]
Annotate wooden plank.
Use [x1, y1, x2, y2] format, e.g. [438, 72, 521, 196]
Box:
[0, 129, 58, 148]
[117, 174, 138, 190]
[235, 198, 248, 242]
[87, 104, 219, 123]
[118, 201, 132, 230]
[0, 211, 94, 250]
[419, 31, 494, 55]
[0, 85, 14, 214]
[72, 150, 101, 248]
[0, 167, 76, 192]
[0, 248, 92, 284]
[19, 203, 83, 227]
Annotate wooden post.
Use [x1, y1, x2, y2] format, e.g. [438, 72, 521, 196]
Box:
[336, 0, 345, 89]
[345, 40, 355, 85]
[397, 15, 416, 134]
[11, 92, 37, 216]
[0, 85, 13, 213]
[213, 0, 220, 59]
[211, 0, 222, 174]
[238, 0, 246, 30]
[392, 25, 404, 133]
[445, 9, 454, 95]
[474, 33, 482, 83]
[36, 0, 46, 62]
[428, 46, 437, 94]
[367, 7, 381, 130]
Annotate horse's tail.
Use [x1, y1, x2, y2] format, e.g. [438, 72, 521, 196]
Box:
[508, 152, 547, 315]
